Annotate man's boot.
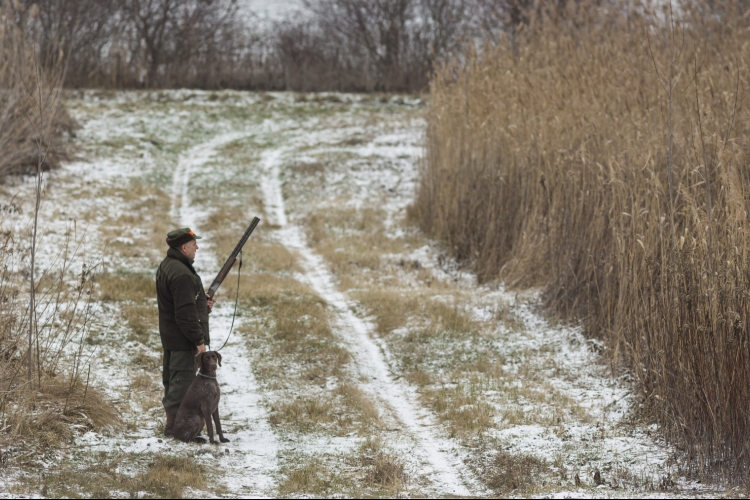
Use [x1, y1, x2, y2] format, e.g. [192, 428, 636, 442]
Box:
[164, 412, 176, 437]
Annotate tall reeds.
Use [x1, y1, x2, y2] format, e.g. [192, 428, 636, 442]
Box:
[416, 0, 750, 478]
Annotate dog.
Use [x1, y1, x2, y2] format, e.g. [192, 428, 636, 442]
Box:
[173, 351, 230, 444]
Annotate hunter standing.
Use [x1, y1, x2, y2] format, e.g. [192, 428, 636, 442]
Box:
[156, 228, 214, 437]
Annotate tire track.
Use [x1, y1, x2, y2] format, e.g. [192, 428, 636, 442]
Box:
[259, 147, 482, 497]
[172, 135, 279, 496]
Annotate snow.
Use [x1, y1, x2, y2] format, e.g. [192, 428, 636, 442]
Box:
[172, 133, 281, 495]
[273, 224, 480, 496]
[0, 89, 717, 497]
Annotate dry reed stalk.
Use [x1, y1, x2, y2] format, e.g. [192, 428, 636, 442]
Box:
[415, 0, 750, 480]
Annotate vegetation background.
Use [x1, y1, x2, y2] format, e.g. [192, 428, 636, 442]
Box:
[3, 0, 750, 487]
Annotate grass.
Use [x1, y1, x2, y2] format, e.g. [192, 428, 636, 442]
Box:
[482, 448, 549, 495]
[121, 303, 158, 344]
[277, 441, 407, 497]
[353, 289, 418, 336]
[96, 272, 154, 302]
[270, 396, 336, 431]
[358, 439, 408, 494]
[95, 270, 160, 344]
[278, 457, 347, 497]
[268, 384, 382, 435]
[306, 207, 412, 289]
[425, 384, 496, 438]
[3, 376, 120, 449]
[28, 453, 207, 498]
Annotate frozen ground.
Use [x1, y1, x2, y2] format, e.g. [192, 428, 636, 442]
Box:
[0, 90, 721, 497]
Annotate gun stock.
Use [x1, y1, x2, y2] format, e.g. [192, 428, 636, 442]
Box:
[206, 217, 260, 299]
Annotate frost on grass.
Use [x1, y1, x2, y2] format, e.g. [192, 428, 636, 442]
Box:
[0, 90, 711, 498]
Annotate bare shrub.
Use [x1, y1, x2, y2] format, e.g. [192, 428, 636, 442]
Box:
[0, 0, 76, 178]
[415, 0, 750, 479]
[33, 0, 120, 86]
[0, 222, 121, 451]
[26, 0, 480, 91]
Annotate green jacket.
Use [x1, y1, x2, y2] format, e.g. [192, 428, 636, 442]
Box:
[156, 247, 210, 350]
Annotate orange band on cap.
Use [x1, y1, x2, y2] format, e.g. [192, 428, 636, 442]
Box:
[189, 230, 195, 236]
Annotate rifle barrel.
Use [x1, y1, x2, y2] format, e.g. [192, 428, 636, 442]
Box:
[207, 216, 261, 299]
[230, 217, 260, 258]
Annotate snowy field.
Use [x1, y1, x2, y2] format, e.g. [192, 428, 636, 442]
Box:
[0, 90, 719, 497]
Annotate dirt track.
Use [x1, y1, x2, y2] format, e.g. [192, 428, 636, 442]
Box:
[0, 90, 698, 498]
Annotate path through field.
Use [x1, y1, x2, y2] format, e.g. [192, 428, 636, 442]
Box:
[172, 133, 280, 495]
[0, 90, 709, 497]
[263, 136, 479, 496]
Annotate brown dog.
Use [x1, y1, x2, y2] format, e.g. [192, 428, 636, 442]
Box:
[173, 351, 230, 444]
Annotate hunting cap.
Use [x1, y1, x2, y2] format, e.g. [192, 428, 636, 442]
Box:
[166, 228, 202, 248]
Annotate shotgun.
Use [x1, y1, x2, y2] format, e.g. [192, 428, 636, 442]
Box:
[206, 217, 260, 299]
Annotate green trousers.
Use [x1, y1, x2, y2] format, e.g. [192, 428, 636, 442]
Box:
[162, 349, 197, 415]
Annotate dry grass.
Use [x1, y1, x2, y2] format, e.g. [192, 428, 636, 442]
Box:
[121, 303, 158, 344]
[307, 207, 409, 288]
[0, 224, 121, 453]
[96, 273, 154, 302]
[359, 439, 408, 494]
[416, 0, 750, 478]
[3, 376, 119, 449]
[270, 396, 336, 431]
[205, 207, 298, 276]
[269, 384, 384, 436]
[236, 272, 350, 388]
[277, 443, 406, 496]
[128, 371, 162, 414]
[138, 455, 207, 497]
[354, 288, 476, 337]
[30, 453, 206, 498]
[426, 384, 496, 438]
[482, 448, 548, 495]
[333, 383, 382, 429]
[278, 458, 346, 497]
[353, 289, 418, 336]
[95, 271, 159, 345]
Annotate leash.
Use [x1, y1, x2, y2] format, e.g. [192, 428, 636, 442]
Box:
[210, 250, 242, 353]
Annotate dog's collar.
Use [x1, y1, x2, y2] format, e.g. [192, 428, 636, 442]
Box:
[198, 372, 217, 379]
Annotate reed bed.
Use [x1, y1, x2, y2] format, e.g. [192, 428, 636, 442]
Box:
[415, 0, 750, 479]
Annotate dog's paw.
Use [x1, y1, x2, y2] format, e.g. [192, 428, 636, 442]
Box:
[192, 437, 207, 444]
[220, 437, 230, 443]
[210, 439, 219, 445]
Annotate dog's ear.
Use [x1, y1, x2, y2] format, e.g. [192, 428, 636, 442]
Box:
[194, 351, 205, 370]
[216, 352, 222, 367]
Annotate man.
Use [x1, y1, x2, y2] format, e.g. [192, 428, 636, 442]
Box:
[156, 228, 215, 437]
